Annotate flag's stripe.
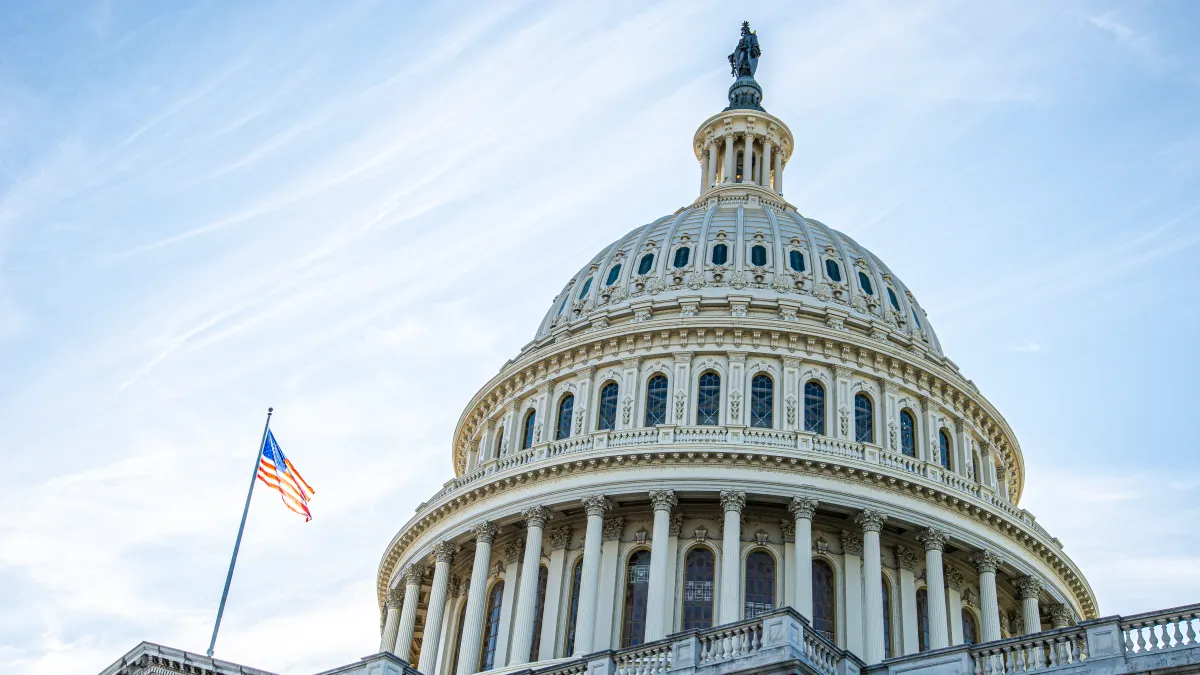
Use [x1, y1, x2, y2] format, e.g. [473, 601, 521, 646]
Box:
[283, 459, 314, 494]
[255, 432, 313, 522]
[259, 461, 313, 500]
[257, 470, 310, 502]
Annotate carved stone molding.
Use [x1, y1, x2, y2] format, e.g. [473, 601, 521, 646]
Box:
[387, 586, 405, 608]
[669, 512, 684, 537]
[840, 530, 864, 557]
[432, 541, 459, 564]
[945, 566, 965, 591]
[503, 538, 526, 565]
[1047, 603, 1074, 628]
[548, 525, 573, 550]
[918, 527, 948, 552]
[970, 549, 1001, 574]
[855, 509, 887, 533]
[649, 489, 678, 512]
[404, 564, 427, 586]
[719, 489, 747, 512]
[779, 519, 795, 543]
[789, 496, 818, 519]
[522, 505, 552, 529]
[472, 521, 498, 544]
[894, 546, 919, 570]
[582, 495, 612, 517]
[602, 517, 625, 541]
[1014, 575, 1044, 600]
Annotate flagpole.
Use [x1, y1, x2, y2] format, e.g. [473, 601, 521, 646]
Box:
[207, 407, 273, 657]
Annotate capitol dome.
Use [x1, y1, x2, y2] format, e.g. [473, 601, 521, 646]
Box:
[374, 22, 1096, 675]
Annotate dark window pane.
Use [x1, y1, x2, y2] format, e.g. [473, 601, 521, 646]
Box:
[529, 566, 549, 661]
[479, 581, 505, 671]
[789, 250, 805, 272]
[712, 244, 728, 266]
[887, 287, 901, 311]
[451, 602, 468, 675]
[638, 254, 655, 275]
[813, 559, 836, 642]
[883, 579, 893, 659]
[751, 245, 767, 267]
[804, 382, 825, 434]
[917, 589, 929, 652]
[558, 296, 570, 315]
[606, 265, 622, 286]
[744, 551, 776, 619]
[697, 372, 720, 426]
[750, 374, 773, 428]
[645, 375, 668, 426]
[621, 550, 652, 647]
[523, 411, 537, 450]
[911, 308, 922, 328]
[578, 277, 592, 299]
[673, 247, 690, 268]
[939, 430, 953, 470]
[900, 410, 916, 458]
[858, 272, 874, 295]
[855, 394, 873, 443]
[597, 383, 618, 431]
[825, 259, 842, 282]
[565, 559, 583, 655]
[962, 609, 978, 646]
[495, 428, 504, 457]
[556, 395, 574, 440]
[682, 547, 715, 630]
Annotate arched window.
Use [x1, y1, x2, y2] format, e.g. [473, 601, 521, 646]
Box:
[750, 245, 767, 267]
[911, 308, 922, 328]
[620, 550, 652, 647]
[916, 588, 929, 652]
[744, 551, 776, 619]
[479, 581, 505, 671]
[887, 287, 901, 311]
[963, 609, 978, 646]
[681, 547, 715, 630]
[804, 381, 825, 434]
[858, 271, 874, 296]
[812, 559, 836, 641]
[451, 600, 469, 675]
[939, 429, 953, 470]
[645, 375, 668, 426]
[565, 558, 583, 655]
[597, 382, 618, 431]
[638, 253, 655, 275]
[556, 395, 574, 440]
[673, 247, 690, 268]
[696, 372, 720, 426]
[750, 374, 773, 428]
[854, 393, 873, 443]
[529, 565, 549, 661]
[522, 410, 537, 450]
[495, 428, 505, 457]
[900, 410, 916, 457]
[712, 243, 728, 265]
[825, 259, 842, 282]
[606, 265, 621, 286]
[789, 250, 805, 272]
[578, 277, 593, 299]
[882, 576, 893, 659]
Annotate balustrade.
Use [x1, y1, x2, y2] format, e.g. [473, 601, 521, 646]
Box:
[614, 642, 672, 675]
[698, 621, 763, 664]
[1121, 605, 1200, 653]
[609, 428, 660, 448]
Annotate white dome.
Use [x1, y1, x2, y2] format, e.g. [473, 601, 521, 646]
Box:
[533, 194, 943, 357]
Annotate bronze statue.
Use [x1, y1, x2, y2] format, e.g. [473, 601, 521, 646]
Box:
[728, 21, 761, 79]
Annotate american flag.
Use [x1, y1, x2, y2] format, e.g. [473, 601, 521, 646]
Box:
[257, 430, 315, 521]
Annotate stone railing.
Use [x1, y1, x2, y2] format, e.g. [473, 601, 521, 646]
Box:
[523, 608, 862, 675]
[1120, 603, 1200, 655]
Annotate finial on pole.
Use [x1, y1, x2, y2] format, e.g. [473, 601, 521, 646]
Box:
[726, 21, 765, 111]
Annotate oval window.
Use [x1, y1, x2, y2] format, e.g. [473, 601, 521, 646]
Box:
[578, 277, 593, 299]
[789, 250, 805, 272]
[673, 247, 690, 269]
[887, 287, 901, 311]
[712, 244, 728, 266]
[638, 254, 654, 275]
[858, 271, 874, 295]
[751, 245, 767, 267]
[606, 265, 622, 286]
[825, 259, 842, 282]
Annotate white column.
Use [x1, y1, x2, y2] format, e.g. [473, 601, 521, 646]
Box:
[841, 530, 864, 656]
[620, 358, 640, 431]
[593, 517, 623, 650]
[436, 580, 463, 675]
[664, 513, 681, 633]
[946, 567, 965, 646]
[742, 133, 755, 184]
[773, 148, 784, 194]
[857, 510, 888, 664]
[782, 520, 796, 608]
[896, 547, 920, 655]
[723, 132, 736, 183]
[918, 528, 949, 650]
[644, 490, 677, 641]
[395, 564, 426, 661]
[719, 490, 746, 624]
[789, 497, 817, 620]
[970, 550, 1002, 642]
[573, 496, 611, 656]
[418, 543, 459, 673]
[456, 523, 497, 675]
[699, 148, 709, 193]
[671, 352, 693, 425]
[493, 540, 523, 667]
[761, 140, 773, 191]
[706, 139, 719, 188]
[381, 587, 405, 654]
[834, 367, 853, 440]
[509, 507, 552, 665]
[538, 526, 572, 660]
[1015, 576, 1044, 634]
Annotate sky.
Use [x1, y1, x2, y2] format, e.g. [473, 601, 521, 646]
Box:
[1, 1, 1199, 673]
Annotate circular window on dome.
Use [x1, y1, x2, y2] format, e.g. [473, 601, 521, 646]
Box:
[578, 277, 593, 299]
[789, 250, 805, 273]
[637, 253, 654, 275]
[606, 264, 622, 286]
[711, 243, 728, 266]
[858, 271, 874, 296]
[751, 245, 767, 267]
[673, 247, 691, 269]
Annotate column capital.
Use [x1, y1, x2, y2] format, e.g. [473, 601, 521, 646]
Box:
[669, 512, 684, 537]
[726, 350, 748, 363]
[472, 521, 499, 544]
[387, 586, 405, 608]
[673, 351, 694, 363]
[1013, 575, 1044, 600]
[779, 519, 795, 543]
[548, 525, 573, 550]
[719, 489, 747, 513]
[433, 541, 460, 564]
[503, 538, 526, 565]
[522, 505, 553, 528]
[840, 529, 863, 557]
[789, 495, 818, 519]
[602, 516, 624, 541]
[1047, 603, 1074, 628]
[917, 527, 948, 552]
[581, 494, 612, 517]
[404, 564, 427, 586]
[448, 575, 464, 598]
[855, 509, 888, 533]
[622, 357, 641, 370]
[969, 549, 1001, 574]
[945, 566, 965, 591]
[649, 489, 678, 511]
[894, 546, 919, 570]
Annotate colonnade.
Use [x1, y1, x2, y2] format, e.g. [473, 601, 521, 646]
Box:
[699, 131, 785, 194]
[381, 492, 1055, 673]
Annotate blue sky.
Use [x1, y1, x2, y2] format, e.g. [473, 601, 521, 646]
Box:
[1, 1, 1199, 673]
